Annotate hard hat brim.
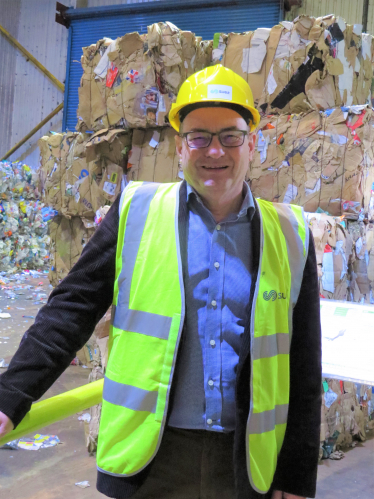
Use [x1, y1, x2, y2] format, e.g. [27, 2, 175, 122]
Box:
[169, 98, 261, 133]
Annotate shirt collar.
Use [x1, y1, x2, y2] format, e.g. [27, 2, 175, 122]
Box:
[186, 181, 255, 219]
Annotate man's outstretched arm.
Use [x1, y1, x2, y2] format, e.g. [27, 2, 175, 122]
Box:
[0, 196, 120, 430]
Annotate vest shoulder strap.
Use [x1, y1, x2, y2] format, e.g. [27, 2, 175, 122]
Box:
[256, 199, 309, 307]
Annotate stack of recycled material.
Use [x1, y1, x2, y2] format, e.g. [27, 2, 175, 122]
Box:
[0, 161, 51, 273]
[77, 22, 211, 131]
[39, 16, 374, 453]
[248, 106, 374, 217]
[75, 307, 111, 453]
[320, 378, 373, 459]
[307, 211, 374, 302]
[307, 213, 374, 456]
[215, 14, 374, 114]
[38, 129, 131, 286]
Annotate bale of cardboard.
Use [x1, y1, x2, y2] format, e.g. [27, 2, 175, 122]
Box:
[127, 127, 180, 182]
[347, 218, 374, 303]
[216, 14, 374, 114]
[48, 215, 95, 287]
[248, 106, 374, 217]
[77, 22, 212, 132]
[320, 379, 373, 459]
[38, 129, 130, 219]
[307, 213, 352, 300]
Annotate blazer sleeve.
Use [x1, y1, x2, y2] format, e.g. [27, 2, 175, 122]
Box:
[0, 196, 120, 428]
[271, 229, 322, 498]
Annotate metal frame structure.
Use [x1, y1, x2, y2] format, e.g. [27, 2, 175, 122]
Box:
[0, 23, 65, 160]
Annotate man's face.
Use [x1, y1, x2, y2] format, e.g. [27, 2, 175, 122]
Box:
[175, 107, 256, 201]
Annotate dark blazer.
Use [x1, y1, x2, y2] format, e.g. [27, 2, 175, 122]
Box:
[0, 181, 321, 499]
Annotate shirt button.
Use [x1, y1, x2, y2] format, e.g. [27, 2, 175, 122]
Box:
[216, 224, 221, 231]
[211, 300, 217, 307]
[208, 380, 214, 386]
[207, 418, 213, 425]
[214, 262, 220, 269]
[210, 339, 216, 346]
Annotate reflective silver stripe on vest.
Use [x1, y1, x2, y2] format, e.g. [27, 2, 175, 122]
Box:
[247, 404, 288, 434]
[103, 376, 158, 413]
[271, 204, 306, 307]
[113, 182, 172, 339]
[253, 333, 289, 360]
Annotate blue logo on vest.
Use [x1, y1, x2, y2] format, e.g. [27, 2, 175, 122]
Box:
[263, 291, 286, 301]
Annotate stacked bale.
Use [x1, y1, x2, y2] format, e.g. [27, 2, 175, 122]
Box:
[38, 129, 131, 285]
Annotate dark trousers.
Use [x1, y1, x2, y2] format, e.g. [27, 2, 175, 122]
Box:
[129, 426, 236, 499]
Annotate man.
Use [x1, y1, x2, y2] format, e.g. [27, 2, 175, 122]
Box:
[0, 65, 321, 499]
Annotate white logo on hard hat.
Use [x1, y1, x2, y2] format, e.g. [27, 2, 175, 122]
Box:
[207, 85, 233, 100]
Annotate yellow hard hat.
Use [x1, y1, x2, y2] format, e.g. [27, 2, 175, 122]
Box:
[169, 64, 260, 132]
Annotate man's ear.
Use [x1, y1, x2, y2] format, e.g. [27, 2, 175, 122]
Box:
[175, 134, 183, 158]
[248, 132, 256, 161]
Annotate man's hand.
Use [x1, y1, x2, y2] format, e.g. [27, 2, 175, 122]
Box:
[272, 491, 306, 499]
[0, 411, 14, 440]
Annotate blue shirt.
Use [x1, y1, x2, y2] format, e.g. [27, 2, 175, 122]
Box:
[168, 182, 255, 432]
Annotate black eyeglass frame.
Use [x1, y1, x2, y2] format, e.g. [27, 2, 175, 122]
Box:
[179, 129, 249, 149]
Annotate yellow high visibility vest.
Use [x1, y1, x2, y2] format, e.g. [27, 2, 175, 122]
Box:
[96, 181, 308, 494]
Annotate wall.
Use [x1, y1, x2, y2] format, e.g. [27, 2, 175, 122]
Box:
[0, 0, 75, 166]
[367, 0, 374, 34]
[0, 0, 159, 168]
[0, 0, 21, 162]
[285, 0, 367, 28]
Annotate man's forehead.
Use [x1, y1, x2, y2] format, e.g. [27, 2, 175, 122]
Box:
[182, 107, 247, 129]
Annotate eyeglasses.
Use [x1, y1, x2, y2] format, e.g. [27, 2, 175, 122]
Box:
[180, 129, 248, 149]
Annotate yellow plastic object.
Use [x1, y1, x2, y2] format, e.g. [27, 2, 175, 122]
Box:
[0, 379, 103, 447]
[169, 64, 261, 132]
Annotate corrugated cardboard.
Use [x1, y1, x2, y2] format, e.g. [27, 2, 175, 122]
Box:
[307, 213, 352, 300]
[322, 379, 372, 448]
[127, 127, 179, 182]
[76, 23, 209, 131]
[249, 107, 374, 216]
[217, 15, 374, 113]
[39, 130, 130, 218]
[48, 216, 95, 286]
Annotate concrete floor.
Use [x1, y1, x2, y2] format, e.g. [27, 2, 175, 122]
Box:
[0, 274, 373, 498]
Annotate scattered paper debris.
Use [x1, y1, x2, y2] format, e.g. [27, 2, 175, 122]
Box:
[16, 434, 60, 451]
[75, 481, 90, 489]
[78, 413, 91, 423]
[329, 450, 345, 460]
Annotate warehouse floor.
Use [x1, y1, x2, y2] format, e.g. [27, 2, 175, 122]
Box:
[0, 277, 373, 499]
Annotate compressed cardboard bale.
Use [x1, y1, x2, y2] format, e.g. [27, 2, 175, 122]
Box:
[84, 366, 104, 454]
[38, 132, 80, 213]
[219, 25, 284, 106]
[77, 38, 112, 131]
[347, 219, 374, 303]
[77, 33, 156, 130]
[48, 215, 95, 286]
[248, 106, 374, 217]
[39, 130, 130, 219]
[148, 22, 185, 94]
[307, 213, 352, 300]
[217, 15, 374, 113]
[77, 23, 206, 131]
[195, 38, 212, 71]
[127, 127, 179, 182]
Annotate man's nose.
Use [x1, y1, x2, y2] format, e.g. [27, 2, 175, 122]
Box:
[206, 135, 225, 158]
